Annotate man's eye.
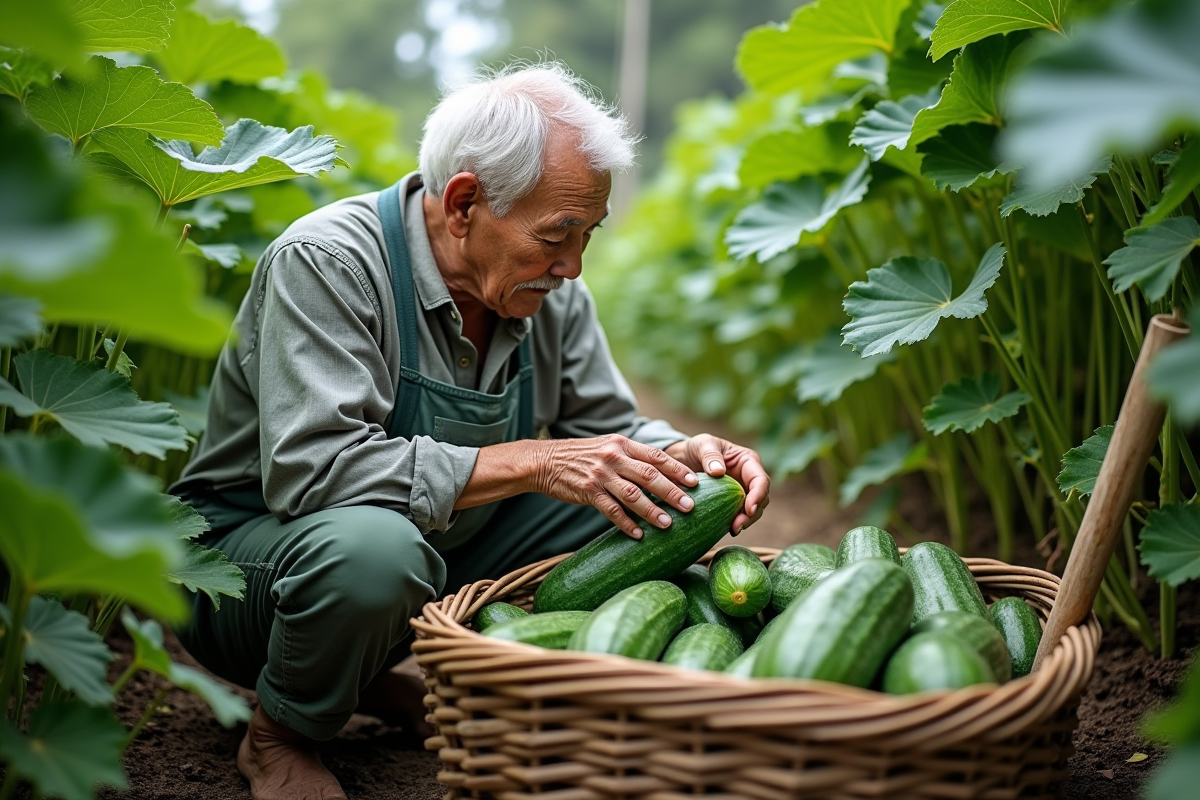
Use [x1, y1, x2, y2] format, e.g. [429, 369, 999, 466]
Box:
[541, 238, 564, 246]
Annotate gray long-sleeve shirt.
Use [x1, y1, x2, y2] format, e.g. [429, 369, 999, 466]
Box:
[173, 173, 686, 534]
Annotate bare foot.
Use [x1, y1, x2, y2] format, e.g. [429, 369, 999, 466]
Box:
[237, 706, 347, 800]
[356, 656, 436, 739]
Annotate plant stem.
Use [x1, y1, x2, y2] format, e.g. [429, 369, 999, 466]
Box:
[105, 330, 129, 372]
[1078, 207, 1140, 358]
[1160, 414, 1180, 658]
[0, 347, 10, 432]
[126, 685, 171, 746]
[111, 662, 140, 697]
[0, 579, 30, 722]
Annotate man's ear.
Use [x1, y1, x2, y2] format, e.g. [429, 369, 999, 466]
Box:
[442, 172, 482, 239]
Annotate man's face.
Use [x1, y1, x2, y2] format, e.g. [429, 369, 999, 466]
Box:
[462, 134, 611, 318]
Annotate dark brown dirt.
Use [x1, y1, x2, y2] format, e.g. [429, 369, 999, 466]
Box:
[4, 386, 1196, 800]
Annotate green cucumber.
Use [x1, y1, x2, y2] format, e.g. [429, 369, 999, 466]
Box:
[673, 565, 760, 646]
[835, 525, 900, 567]
[912, 611, 1012, 683]
[567, 581, 687, 660]
[752, 559, 913, 687]
[708, 545, 771, 618]
[534, 475, 745, 612]
[482, 610, 591, 649]
[989, 597, 1043, 678]
[473, 602, 529, 631]
[661, 623, 743, 671]
[882, 632, 996, 694]
[901, 541, 988, 624]
[723, 614, 785, 677]
[768, 543, 835, 613]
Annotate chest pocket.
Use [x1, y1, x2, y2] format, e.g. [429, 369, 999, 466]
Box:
[433, 415, 514, 448]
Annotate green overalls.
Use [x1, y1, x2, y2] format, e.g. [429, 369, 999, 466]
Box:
[177, 181, 610, 741]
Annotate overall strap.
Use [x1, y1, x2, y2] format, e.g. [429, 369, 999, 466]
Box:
[376, 181, 421, 437]
[517, 337, 534, 439]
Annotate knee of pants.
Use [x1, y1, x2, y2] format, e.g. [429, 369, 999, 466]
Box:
[282, 506, 446, 618]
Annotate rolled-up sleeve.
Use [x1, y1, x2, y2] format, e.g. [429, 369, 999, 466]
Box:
[255, 239, 474, 532]
[549, 282, 688, 451]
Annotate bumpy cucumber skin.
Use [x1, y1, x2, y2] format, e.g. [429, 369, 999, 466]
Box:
[708, 545, 771, 618]
[752, 560, 914, 687]
[567, 581, 687, 660]
[989, 597, 1043, 678]
[723, 614, 785, 677]
[768, 543, 835, 613]
[673, 565, 760, 646]
[882, 632, 996, 694]
[835, 526, 900, 567]
[901, 541, 989, 624]
[534, 475, 745, 613]
[661, 623, 744, 671]
[473, 602, 529, 631]
[483, 611, 591, 649]
[913, 611, 1012, 683]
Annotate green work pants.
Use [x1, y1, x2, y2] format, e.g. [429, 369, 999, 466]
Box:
[176, 493, 609, 740]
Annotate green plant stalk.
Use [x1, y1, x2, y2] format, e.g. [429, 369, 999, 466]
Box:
[92, 597, 124, 640]
[837, 215, 874, 275]
[1123, 515, 1139, 588]
[105, 329, 130, 372]
[0, 347, 10, 432]
[944, 193, 981, 266]
[1009, 457, 1047, 545]
[1104, 557, 1158, 651]
[93, 323, 114, 358]
[1078, 208, 1140, 358]
[0, 579, 30, 722]
[111, 662, 140, 697]
[126, 685, 171, 746]
[1160, 415, 1180, 658]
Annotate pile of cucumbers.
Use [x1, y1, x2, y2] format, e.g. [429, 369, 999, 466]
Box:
[473, 474, 1044, 694]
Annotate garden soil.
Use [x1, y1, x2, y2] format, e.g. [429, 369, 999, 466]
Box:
[10, 387, 1196, 800]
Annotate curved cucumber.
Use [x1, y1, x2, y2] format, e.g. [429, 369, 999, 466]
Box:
[723, 614, 785, 677]
[473, 602, 529, 631]
[673, 565, 760, 646]
[752, 559, 913, 687]
[913, 611, 1012, 683]
[835, 526, 900, 567]
[989, 597, 1043, 678]
[708, 545, 771, 618]
[883, 632, 996, 694]
[901, 541, 988, 624]
[567, 581, 687, 660]
[768, 543, 835, 613]
[534, 475, 745, 612]
[483, 610, 591, 649]
[661, 623, 743, 671]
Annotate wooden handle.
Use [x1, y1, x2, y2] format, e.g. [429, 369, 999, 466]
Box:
[1032, 314, 1189, 671]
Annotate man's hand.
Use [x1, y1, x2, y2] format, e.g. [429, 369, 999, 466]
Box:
[665, 434, 769, 535]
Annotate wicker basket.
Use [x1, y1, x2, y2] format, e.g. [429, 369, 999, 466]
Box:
[411, 547, 1101, 800]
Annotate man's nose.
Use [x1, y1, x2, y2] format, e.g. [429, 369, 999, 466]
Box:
[551, 247, 584, 281]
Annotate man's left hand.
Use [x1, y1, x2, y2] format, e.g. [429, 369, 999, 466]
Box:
[665, 434, 769, 535]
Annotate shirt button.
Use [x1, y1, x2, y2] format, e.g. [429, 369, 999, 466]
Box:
[450, 309, 459, 322]
[458, 356, 470, 368]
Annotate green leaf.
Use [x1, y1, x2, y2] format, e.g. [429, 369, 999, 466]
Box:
[165, 495, 210, 540]
[25, 56, 224, 147]
[89, 118, 343, 207]
[183, 241, 246, 269]
[738, 123, 861, 187]
[850, 86, 942, 161]
[155, 8, 287, 85]
[0, 294, 42, 347]
[1139, 504, 1200, 587]
[0, 435, 186, 619]
[73, 0, 174, 54]
[1056, 425, 1112, 496]
[796, 331, 896, 404]
[922, 372, 1029, 434]
[842, 242, 1004, 357]
[1149, 309, 1200, 426]
[930, 0, 1070, 61]
[0, 46, 55, 101]
[121, 609, 251, 727]
[737, 0, 916, 96]
[999, 0, 1200, 190]
[887, 39, 955, 98]
[725, 158, 871, 262]
[164, 386, 209, 436]
[910, 33, 1027, 147]
[22, 596, 113, 706]
[0, 0, 84, 68]
[1143, 141, 1200, 227]
[798, 87, 874, 126]
[999, 157, 1111, 218]
[770, 429, 839, 482]
[0, 701, 127, 800]
[1144, 744, 1200, 800]
[101, 337, 137, 377]
[0, 350, 188, 458]
[840, 432, 929, 506]
[168, 542, 245, 610]
[1104, 217, 1200, 302]
[918, 122, 1017, 191]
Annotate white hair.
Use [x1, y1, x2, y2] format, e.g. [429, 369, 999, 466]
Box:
[418, 61, 637, 216]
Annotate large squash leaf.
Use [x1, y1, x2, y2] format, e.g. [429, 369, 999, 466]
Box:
[922, 372, 1029, 434]
[73, 0, 174, 54]
[25, 56, 224, 147]
[0, 702, 127, 800]
[1056, 425, 1113, 496]
[167, 543, 246, 610]
[0, 295, 42, 347]
[918, 122, 1017, 191]
[22, 596, 113, 706]
[1143, 141, 1200, 227]
[930, 0, 1070, 60]
[796, 331, 896, 405]
[0, 350, 188, 458]
[850, 86, 942, 161]
[1139, 504, 1200, 587]
[1104, 217, 1200, 303]
[999, 157, 1110, 218]
[0, 45, 55, 101]
[842, 242, 1004, 357]
[739, 123, 861, 187]
[155, 8, 287, 86]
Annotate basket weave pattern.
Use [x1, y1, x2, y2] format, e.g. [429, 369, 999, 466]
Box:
[412, 548, 1101, 799]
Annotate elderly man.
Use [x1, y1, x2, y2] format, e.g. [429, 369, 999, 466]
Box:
[174, 63, 769, 799]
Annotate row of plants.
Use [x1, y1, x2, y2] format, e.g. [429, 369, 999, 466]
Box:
[0, 1, 410, 797]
